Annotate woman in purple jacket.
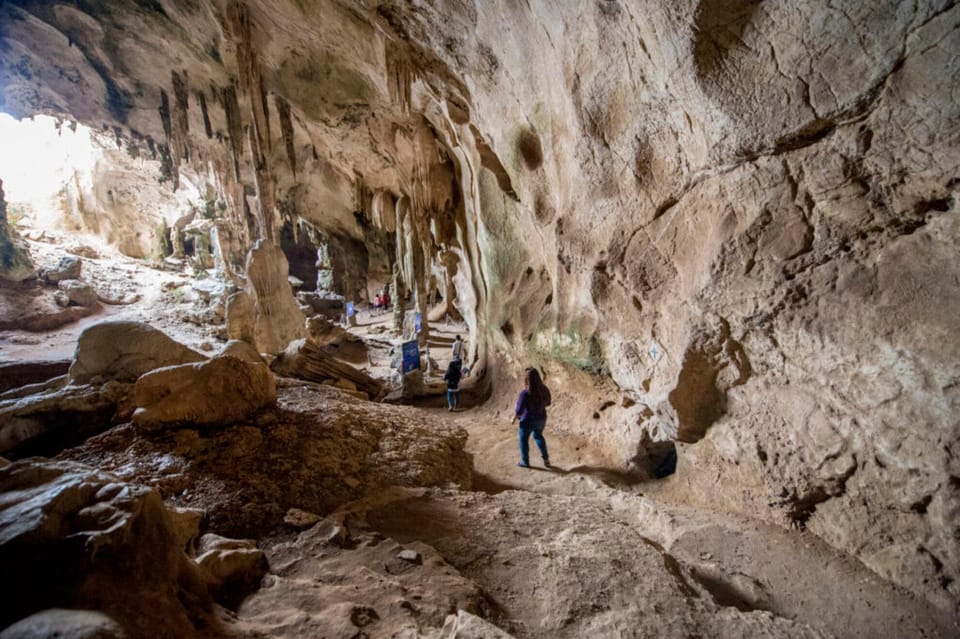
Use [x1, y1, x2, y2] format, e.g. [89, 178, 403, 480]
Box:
[512, 367, 552, 468]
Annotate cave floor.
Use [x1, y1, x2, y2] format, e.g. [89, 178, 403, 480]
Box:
[231, 400, 955, 638]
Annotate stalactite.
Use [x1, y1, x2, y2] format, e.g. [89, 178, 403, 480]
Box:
[219, 85, 244, 181]
[170, 70, 191, 163]
[158, 90, 172, 140]
[226, 0, 276, 242]
[275, 95, 296, 178]
[248, 125, 276, 242]
[196, 90, 213, 139]
[385, 41, 413, 112]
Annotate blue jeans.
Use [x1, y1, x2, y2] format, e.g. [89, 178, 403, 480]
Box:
[447, 389, 460, 409]
[519, 419, 549, 465]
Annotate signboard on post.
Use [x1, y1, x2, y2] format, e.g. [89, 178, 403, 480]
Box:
[414, 312, 422, 333]
[401, 340, 420, 373]
[346, 301, 356, 318]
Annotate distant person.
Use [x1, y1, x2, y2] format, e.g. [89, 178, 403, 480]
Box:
[372, 293, 382, 313]
[452, 334, 464, 362]
[512, 367, 551, 468]
[382, 290, 390, 310]
[443, 360, 462, 411]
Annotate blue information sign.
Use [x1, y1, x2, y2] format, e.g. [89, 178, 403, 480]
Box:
[414, 312, 422, 332]
[401, 340, 420, 373]
[346, 301, 355, 317]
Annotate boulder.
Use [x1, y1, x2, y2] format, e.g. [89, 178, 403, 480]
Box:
[0, 381, 132, 457]
[68, 322, 206, 384]
[58, 280, 97, 307]
[216, 339, 264, 364]
[195, 533, 268, 605]
[225, 291, 255, 344]
[132, 356, 276, 430]
[42, 256, 81, 283]
[0, 609, 126, 639]
[0, 459, 218, 636]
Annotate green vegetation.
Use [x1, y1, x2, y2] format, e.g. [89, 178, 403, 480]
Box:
[156, 221, 172, 257]
[531, 327, 608, 376]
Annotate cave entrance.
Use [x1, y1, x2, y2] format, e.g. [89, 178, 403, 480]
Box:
[0, 111, 207, 260]
[0, 113, 101, 240]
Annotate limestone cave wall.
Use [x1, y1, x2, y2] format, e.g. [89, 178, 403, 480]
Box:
[0, 0, 957, 612]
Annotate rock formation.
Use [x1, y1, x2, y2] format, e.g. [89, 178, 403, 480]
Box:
[0, 0, 958, 627]
[0, 178, 35, 282]
[0, 459, 223, 637]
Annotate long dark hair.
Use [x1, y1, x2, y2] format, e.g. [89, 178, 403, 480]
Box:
[524, 367, 549, 408]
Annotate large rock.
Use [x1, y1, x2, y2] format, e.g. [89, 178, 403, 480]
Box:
[132, 356, 276, 430]
[0, 459, 218, 637]
[0, 179, 35, 283]
[68, 322, 206, 384]
[0, 382, 131, 458]
[0, 609, 126, 639]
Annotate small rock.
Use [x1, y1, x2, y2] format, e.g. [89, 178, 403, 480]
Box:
[349, 606, 379, 628]
[53, 290, 70, 307]
[42, 256, 81, 283]
[398, 549, 421, 564]
[284, 508, 321, 530]
[58, 280, 97, 307]
[343, 476, 361, 489]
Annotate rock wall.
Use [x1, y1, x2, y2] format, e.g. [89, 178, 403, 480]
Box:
[1, 0, 958, 612]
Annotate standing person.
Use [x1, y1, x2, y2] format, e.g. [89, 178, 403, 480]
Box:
[451, 334, 464, 362]
[443, 360, 462, 411]
[512, 367, 551, 468]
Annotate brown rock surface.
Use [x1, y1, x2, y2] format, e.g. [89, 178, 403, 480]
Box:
[132, 355, 276, 430]
[68, 321, 206, 384]
[62, 381, 472, 537]
[0, 459, 221, 637]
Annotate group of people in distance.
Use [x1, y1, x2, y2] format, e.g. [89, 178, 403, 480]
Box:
[442, 334, 552, 469]
[371, 290, 391, 313]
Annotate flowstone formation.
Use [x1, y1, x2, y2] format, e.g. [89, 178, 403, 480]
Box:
[1, 0, 958, 628]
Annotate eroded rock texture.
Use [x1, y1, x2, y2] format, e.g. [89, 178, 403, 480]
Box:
[1, 0, 958, 614]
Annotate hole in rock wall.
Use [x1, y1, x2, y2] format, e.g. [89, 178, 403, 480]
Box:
[280, 220, 320, 292]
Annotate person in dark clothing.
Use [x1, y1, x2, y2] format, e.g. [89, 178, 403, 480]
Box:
[512, 367, 551, 468]
[443, 360, 462, 411]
